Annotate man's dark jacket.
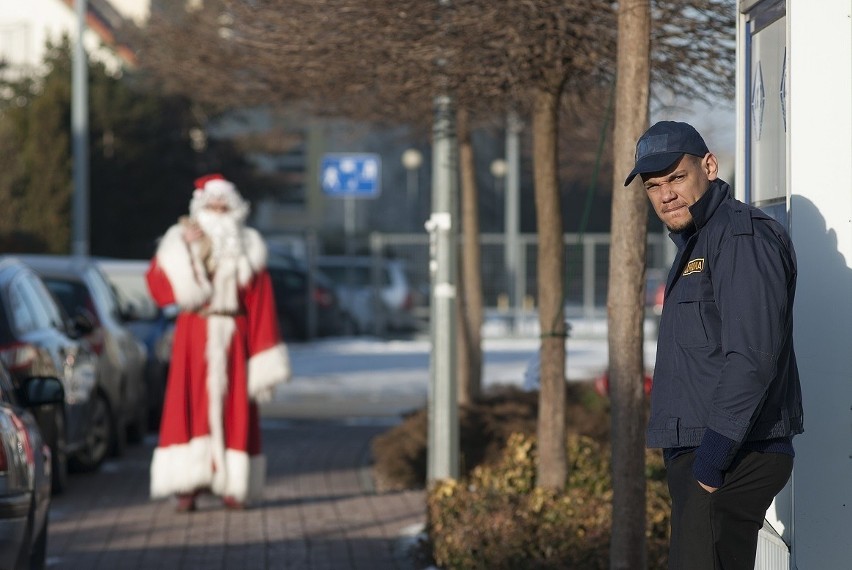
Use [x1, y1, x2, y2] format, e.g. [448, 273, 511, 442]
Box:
[647, 179, 804, 486]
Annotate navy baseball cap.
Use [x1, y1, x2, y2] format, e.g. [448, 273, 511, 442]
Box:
[624, 121, 710, 186]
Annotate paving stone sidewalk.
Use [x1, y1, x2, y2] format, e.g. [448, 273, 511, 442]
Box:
[46, 419, 427, 570]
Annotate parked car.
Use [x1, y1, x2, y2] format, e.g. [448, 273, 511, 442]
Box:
[267, 255, 353, 341]
[0, 258, 98, 493]
[96, 258, 176, 430]
[17, 255, 148, 466]
[316, 255, 418, 335]
[0, 365, 64, 570]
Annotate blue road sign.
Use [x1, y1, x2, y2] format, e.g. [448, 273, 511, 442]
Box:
[320, 153, 381, 198]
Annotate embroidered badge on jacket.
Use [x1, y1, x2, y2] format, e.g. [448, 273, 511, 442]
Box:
[683, 258, 704, 276]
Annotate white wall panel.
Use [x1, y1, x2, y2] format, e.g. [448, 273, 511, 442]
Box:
[787, 1, 852, 568]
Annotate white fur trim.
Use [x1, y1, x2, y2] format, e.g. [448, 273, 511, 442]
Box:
[156, 223, 265, 307]
[155, 224, 212, 310]
[150, 436, 214, 498]
[241, 228, 268, 278]
[206, 315, 235, 491]
[203, 178, 238, 197]
[209, 257, 240, 313]
[212, 450, 266, 503]
[150, 439, 264, 503]
[248, 343, 291, 400]
[214, 448, 248, 500]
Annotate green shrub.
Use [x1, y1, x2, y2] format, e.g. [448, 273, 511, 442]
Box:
[371, 383, 610, 491]
[371, 383, 670, 567]
[426, 433, 671, 569]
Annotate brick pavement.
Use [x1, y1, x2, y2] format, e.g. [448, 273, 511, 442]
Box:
[46, 419, 427, 570]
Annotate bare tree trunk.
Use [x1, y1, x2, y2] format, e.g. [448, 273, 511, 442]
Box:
[455, 108, 483, 406]
[531, 87, 567, 490]
[607, 1, 651, 568]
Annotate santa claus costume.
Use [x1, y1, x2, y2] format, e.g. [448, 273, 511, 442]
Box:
[146, 174, 290, 509]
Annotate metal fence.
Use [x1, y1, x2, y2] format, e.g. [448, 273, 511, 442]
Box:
[367, 231, 673, 322]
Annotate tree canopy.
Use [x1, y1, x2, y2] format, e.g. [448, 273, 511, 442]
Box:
[0, 40, 260, 257]
[140, 1, 734, 131]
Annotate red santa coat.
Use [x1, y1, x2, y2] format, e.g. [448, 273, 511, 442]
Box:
[146, 223, 290, 504]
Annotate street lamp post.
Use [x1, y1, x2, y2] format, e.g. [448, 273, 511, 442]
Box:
[401, 148, 423, 230]
[72, 0, 89, 256]
[426, 0, 459, 485]
[504, 111, 523, 332]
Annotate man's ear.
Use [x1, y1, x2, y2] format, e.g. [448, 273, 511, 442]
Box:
[702, 153, 719, 181]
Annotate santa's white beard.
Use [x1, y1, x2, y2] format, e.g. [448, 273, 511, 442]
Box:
[195, 210, 244, 261]
[193, 209, 250, 313]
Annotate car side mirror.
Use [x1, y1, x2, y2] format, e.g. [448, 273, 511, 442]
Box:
[119, 303, 139, 322]
[19, 376, 65, 407]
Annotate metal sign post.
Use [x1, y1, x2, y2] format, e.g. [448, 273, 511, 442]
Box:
[320, 152, 382, 253]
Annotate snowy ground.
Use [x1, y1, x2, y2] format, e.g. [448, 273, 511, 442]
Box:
[262, 319, 658, 419]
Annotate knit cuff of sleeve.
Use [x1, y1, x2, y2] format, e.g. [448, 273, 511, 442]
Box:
[692, 429, 737, 488]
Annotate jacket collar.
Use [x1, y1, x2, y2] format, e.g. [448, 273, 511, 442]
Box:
[669, 179, 731, 249]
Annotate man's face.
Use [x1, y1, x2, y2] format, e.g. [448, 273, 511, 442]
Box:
[642, 153, 718, 232]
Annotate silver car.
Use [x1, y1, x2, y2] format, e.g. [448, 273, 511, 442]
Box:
[317, 256, 419, 335]
[17, 255, 149, 468]
[0, 365, 64, 570]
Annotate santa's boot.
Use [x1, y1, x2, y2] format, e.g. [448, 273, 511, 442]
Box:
[222, 496, 245, 510]
[175, 492, 198, 512]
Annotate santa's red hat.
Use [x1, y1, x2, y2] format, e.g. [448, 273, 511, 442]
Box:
[194, 173, 227, 190]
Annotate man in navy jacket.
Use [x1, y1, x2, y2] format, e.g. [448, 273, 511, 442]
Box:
[626, 121, 803, 570]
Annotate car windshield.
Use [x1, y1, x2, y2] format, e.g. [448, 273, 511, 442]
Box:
[42, 279, 98, 324]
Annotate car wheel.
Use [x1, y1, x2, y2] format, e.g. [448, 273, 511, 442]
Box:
[29, 516, 47, 570]
[70, 391, 113, 472]
[50, 410, 68, 495]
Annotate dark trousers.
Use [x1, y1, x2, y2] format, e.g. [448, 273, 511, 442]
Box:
[666, 451, 793, 570]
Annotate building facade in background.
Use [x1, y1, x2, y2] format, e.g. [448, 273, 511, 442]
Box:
[0, 0, 138, 77]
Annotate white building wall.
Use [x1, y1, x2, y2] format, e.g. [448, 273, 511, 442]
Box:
[108, 0, 149, 25]
[738, 1, 852, 568]
[787, 0, 852, 568]
[0, 0, 125, 74]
